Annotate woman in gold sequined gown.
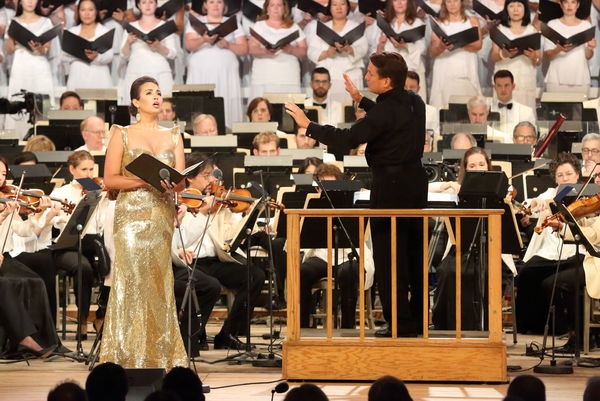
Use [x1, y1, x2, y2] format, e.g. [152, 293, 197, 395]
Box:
[101, 76, 187, 369]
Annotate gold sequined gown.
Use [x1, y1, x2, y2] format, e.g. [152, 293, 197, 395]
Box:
[100, 126, 187, 369]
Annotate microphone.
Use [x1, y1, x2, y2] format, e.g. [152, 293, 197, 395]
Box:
[271, 382, 289, 401]
[159, 168, 172, 189]
[247, 181, 268, 197]
[212, 168, 223, 181]
[251, 169, 264, 176]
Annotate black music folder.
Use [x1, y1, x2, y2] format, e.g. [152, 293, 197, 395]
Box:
[191, 0, 241, 16]
[376, 14, 425, 42]
[539, 0, 591, 22]
[250, 28, 300, 49]
[155, 0, 184, 19]
[125, 153, 204, 192]
[61, 29, 115, 63]
[188, 14, 238, 38]
[430, 19, 479, 49]
[8, 21, 62, 50]
[489, 26, 541, 54]
[98, 0, 128, 19]
[358, 0, 386, 16]
[124, 20, 177, 42]
[540, 22, 595, 47]
[472, 0, 504, 20]
[316, 21, 366, 46]
[415, 0, 439, 17]
[242, 0, 263, 21]
[298, 0, 331, 16]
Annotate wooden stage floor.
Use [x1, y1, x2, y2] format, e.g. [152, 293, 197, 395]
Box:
[2, 321, 600, 401]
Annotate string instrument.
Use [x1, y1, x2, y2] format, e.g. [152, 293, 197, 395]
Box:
[175, 187, 238, 216]
[0, 185, 57, 215]
[1, 185, 76, 214]
[0, 193, 39, 215]
[209, 183, 285, 213]
[535, 193, 600, 234]
[533, 114, 567, 158]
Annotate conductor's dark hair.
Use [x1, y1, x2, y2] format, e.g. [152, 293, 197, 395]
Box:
[327, 0, 351, 16]
[584, 377, 600, 401]
[368, 376, 413, 401]
[13, 151, 38, 165]
[129, 76, 159, 116]
[501, 0, 530, 26]
[16, 0, 43, 16]
[406, 70, 420, 85]
[75, 0, 102, 24]
[311, 67, 331, 81]
[283, 384, 329, 401]
[493, 69, 515, 84]
[162, 367, 205, 401]
[47, 381, 88, 401]
[86, 362, 129, 401]
[506, 375, 546, 401]
[369, 52, 408, 90]
[60, 91, 84, 108]
[549, 152, 581, 182]
[185, 152, 215, 180]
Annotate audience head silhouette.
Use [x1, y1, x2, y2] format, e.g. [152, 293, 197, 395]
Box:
[583, 377, 600, 401]
[368, 375, 412, 401]
[144, 390, 182, 401]
[86, 362, 128, 401]
[283, 383, 329, 401]
[162, 367, 205, 401]
[47, 381, 87, 401]
[506, 375, 545, 401]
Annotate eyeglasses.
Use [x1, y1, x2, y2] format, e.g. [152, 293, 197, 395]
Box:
[514, 135, 536, 141]
[582, 148, 600, 155]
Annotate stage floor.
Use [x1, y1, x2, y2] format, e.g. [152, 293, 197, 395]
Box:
[2, 321, 600, 401]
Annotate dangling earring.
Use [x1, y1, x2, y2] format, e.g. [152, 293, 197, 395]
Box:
[135, 112, 141, 121]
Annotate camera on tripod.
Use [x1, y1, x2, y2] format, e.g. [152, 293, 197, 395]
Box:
[0, 90, 50, 124]
[424, 163, 457, 183]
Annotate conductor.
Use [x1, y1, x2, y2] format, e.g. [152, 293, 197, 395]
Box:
[285, 51, 427, 337]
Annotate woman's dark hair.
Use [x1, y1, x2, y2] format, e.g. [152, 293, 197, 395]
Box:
[86, 362, 129, 401]
[16, 0, 43, 17]
[384, 0, 418, 25]
[369, 51, 408, 89]
[75, 0, 102, 24]
[257, 0, 293, 27]
[549, 152, 581, 182]
[368, 376, 413, 401]
[162, 367, 205, 401]
[135, 0, 158, 10]
[283, 384, 329, 401]
[298, 157, 323, 174]
[457, 147, 491, 184]
[506, 375, 546, 401]
[246, 97, 273, 121]
[327, 0, 351, 16]
[129, 76, 159, 116]
[13, 152, 38, 165]
[500, 0, 530, 27]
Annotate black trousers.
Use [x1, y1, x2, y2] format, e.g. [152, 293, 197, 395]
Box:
[14, 249, 57, 321]
[172, 262, 221, 355]
[52, 249, 95, 323]
[370, 162, 428, 334]
[194, 256, 265, 338]
[300, 257, 358, 328]
[250, 233, 287, 300]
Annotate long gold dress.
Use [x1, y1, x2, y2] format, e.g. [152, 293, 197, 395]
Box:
[100, 125, 187, 369]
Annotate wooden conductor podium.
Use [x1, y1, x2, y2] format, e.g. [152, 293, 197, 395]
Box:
[283, 208, 507, 382]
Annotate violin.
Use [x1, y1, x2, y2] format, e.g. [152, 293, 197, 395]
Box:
[175, 187, 238, 216]
[0, 185, 64, 215]
[535, 193, 600, 234]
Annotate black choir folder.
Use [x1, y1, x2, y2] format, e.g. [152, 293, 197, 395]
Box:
[415, 0, 439, 17]
[489, 26, 541, 54]
[61, 29, 115, 63]
[242, 0, 263, 21]
[376, 14, 425, 43]
[98, 0, 128, 19]
[472, 0, 504, 21]
[298, 0, 330, 16]
[430, 19, 479, 50]
[316, 21, 366, 46]
[125, 153, 204, 192]
[358, 0, 386, 17]
[155, 0, 184, 19]
[188, 15, 238, 38]
[8, 21, 62, 51]
[124, 20, 177, 42]
[540, 22, 595, 47]
[250, 28, 300, 50]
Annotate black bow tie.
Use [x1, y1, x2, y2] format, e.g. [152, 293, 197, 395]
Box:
[314, 102, 327, 109]
[498, 102, 513, 110]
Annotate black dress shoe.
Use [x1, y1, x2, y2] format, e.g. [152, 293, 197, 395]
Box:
[214, 334, 255, 350]
[28, 345, 57, 359]
[375, 327, 391, 337]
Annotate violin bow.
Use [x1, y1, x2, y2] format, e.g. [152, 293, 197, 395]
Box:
[0, 171, 26, 255]
[509, 160, 550, 180]
[573, 162, 600, 202]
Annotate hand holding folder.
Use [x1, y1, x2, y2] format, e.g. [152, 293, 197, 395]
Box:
[430, 19, 479, 50]
[155, 0, 184, 19]
[8, 21, 62, 51]
[124, 20, 177, 42]
[541, 22, 595, 49]
[297, 0, 331, 17]
[376, 14, 425, 43]
[249, 28, 300, 50]
[188, 15, 238, 40]
[489, 26, 540, 56]
[61, 29, 115, 63]
[125, 153, 205, 192]
[316, 21, 366, 47]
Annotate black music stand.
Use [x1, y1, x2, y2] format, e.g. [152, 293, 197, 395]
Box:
[54, 190, 103, 361]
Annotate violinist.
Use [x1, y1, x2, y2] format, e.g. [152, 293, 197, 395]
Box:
[172, 152, 266, 350]
[516, 152, 583, 337]
[50, 150, 109, 340]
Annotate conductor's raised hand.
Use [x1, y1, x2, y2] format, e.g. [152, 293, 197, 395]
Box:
[343, 73, 362, 103]
[284, 102, 310, 129]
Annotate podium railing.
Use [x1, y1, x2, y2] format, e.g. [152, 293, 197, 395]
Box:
[283, 208, 506, 382]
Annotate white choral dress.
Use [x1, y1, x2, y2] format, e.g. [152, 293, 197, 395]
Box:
[429, 18, 481, 108]
[306, 18, 368, 103]
[185, 15, 244, 127]
[64, 23, 114, 90]
[249, 19, 305, 99]
[120, 19, 177, 104]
